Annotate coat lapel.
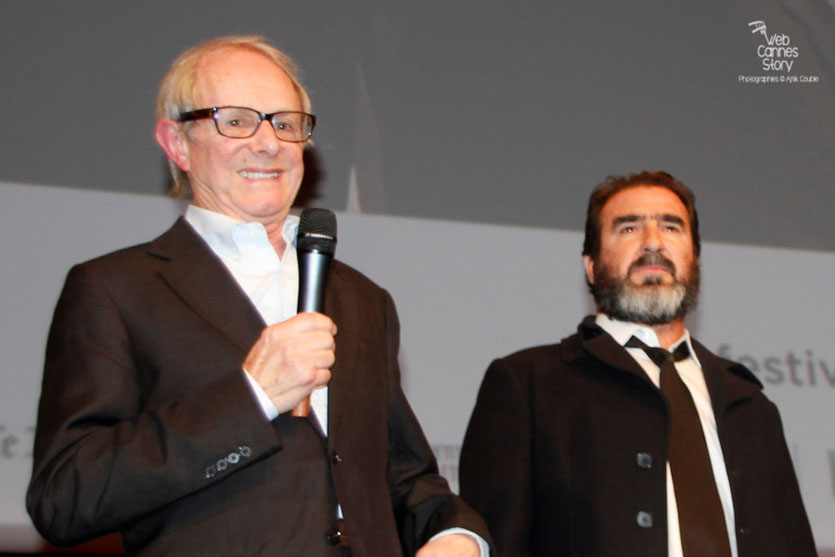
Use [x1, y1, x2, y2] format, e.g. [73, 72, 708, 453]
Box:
[566, 315, 657, 387]
[567, 315, 763, 414]
[147, 218, 266, 354]
[691, 338, 762, 416]
[146, 219, 364, 443]
[322, 265, 360, 441]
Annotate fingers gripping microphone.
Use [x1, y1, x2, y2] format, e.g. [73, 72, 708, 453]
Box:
[291, 208, 337, 417]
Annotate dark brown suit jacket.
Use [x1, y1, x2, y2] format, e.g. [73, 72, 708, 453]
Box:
[459, 316, 816, 557]
[27, 218, 489, 557]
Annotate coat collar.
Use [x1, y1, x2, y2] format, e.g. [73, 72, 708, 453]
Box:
[562, 315, 654, 387]
[689, 337, 762, 414]
[563, 315, 763, 413]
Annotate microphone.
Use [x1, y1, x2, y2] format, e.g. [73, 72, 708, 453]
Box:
[291, 208, 337, 417]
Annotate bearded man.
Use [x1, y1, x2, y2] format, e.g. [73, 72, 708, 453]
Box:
[458, 171, 816, 557]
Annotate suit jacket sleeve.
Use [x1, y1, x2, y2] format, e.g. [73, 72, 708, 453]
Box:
[26, 261, 281, 546]
[459, 356, 533, 557]
[377, 288, 492, 554]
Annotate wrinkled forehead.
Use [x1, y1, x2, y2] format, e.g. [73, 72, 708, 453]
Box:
[192, 47, 300, 110]
[602, 185, 690, 228]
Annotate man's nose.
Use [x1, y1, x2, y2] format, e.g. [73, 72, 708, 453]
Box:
[249, 120, 281, 155]
[641, 222, 663, 251]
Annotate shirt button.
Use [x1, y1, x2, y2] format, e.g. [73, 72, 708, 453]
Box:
[636, 452, 653, 469]
[636, 511, 653, 528]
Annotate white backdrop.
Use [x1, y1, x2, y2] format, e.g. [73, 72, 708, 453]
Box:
[1, 182, 833, 552]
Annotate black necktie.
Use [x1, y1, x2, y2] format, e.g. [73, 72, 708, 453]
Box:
[626, 336, 732, 557]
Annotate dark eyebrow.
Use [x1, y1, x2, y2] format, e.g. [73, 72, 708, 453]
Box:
[611, 214, 686, 228]
[612, 215, 642, 228]
[658, 214, 685, 226]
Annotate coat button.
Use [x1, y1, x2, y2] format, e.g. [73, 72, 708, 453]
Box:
[204, 465, 217, 479]
[636, 452, 653, 469]
[239, 445, 252, 458]
[636, 511, 653, 528]
[332, 452, 344, 464]
[325, 526, 342, 545]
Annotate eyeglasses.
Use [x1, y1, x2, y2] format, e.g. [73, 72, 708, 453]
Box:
[177, 106, 316, 142]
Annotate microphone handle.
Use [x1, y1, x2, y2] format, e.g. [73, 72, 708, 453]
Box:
[291, 250, 334, 418]
[291, 397, 311, 418]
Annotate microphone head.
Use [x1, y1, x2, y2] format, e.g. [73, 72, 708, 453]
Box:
[297, 208, 337, 254]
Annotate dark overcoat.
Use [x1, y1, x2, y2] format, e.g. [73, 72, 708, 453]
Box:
[460, 317, 816, 557]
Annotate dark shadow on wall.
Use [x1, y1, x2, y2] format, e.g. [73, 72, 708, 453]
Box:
[294, 147, 325, 210]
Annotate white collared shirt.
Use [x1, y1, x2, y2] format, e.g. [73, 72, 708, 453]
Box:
[596, 313, 738, 557]
[185, 205, 329, 434]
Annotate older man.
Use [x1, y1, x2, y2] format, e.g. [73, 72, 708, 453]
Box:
[459, 171, 816, 556]
[27, 36, 489, 557]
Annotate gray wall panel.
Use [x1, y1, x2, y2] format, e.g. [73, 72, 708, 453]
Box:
[1, 0, 833, 252]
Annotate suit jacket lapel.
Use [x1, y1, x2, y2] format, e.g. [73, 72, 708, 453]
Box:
[322, 265, 359, 442]
[147, 218, 266, 354]
[146, 219, 364, 444]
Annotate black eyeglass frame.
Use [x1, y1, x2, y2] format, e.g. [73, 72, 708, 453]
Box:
[177, 106, 316, 142]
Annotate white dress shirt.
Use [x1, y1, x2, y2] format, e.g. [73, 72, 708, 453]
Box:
[596, 313, 738, 557]
[185, 205, 331, 432]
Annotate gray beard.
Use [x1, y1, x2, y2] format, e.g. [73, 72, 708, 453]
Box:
[591, 255, 700, 326]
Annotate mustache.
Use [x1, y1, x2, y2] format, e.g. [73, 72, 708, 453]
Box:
[628, 251, 676, 278]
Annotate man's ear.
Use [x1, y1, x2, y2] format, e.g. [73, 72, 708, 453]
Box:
[155, 119, 190, 171]
[583, 255, 595, 285]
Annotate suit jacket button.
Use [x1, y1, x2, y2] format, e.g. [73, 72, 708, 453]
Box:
[325, 526, 342, 545]
[636, 511, 653, 528]
[332, 452, 344, 464]
[228, 451, 240, 464]
[636, 452, 653, 469]
[204, 465, 217, 479]
[239, 445, 252, 458]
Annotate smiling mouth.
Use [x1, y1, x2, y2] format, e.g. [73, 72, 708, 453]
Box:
[239, 170, 280, 179]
